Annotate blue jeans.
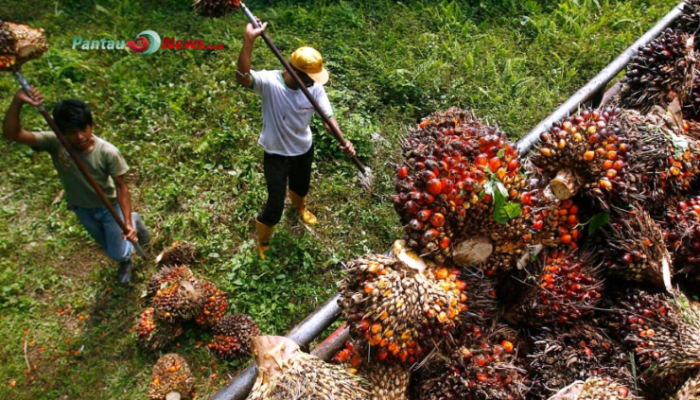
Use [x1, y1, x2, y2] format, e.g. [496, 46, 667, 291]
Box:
[70, 204, 134, 263]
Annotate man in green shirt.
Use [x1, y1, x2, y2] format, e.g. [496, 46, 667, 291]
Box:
[2, 87, 149, 284]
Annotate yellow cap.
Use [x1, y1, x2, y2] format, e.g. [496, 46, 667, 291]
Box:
[290, 47, 329, 85]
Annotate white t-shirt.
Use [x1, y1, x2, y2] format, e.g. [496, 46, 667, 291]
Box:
[250, 69, 334, 156]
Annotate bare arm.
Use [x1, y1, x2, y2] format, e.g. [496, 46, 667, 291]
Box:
[114, 175, 137, 243]
[236, 19, 267, 88]
[323, 116, 356, 157]
[2, 87, 44, 146]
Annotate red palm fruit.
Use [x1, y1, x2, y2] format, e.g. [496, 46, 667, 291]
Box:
[430, 213, 445, 227]
[136, 308, 183, 351]
[395, 108, 526, 265]
[417, 209, 432, 222]
[398, 165, 408, 179]
[427, 179, 442, 195]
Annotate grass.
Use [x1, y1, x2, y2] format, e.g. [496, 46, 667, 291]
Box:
[0, 0, 680, 398]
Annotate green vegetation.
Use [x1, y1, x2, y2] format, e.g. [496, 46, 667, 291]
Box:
[0, 0, 679, 398]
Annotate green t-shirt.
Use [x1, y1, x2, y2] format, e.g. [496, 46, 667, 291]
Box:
[32, 131, 129, 208]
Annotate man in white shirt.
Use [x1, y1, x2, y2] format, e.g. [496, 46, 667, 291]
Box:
[236, 19, 355, 260]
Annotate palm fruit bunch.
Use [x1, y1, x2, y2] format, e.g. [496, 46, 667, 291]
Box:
[193, 0, 241, 17]
[600, 208, 672, 288]
[146, 265, 196, 298]
[208, 313, 261, 361]
[393, 107, 524, 265]
[147, 353, 194, 400]
[338, 241, 468, 365]
[533, 106, 700, 211]
[333, 340, 411, 400]
[619, 28, 696, 114]
[512, 249, 603, 327]
[672, 373, 700, 400]
[660, 195, 700, 278]
[245, 336, 369, 400]
[530, 107, 646, 211]
[194, 280, 228, 329]
[413, 325, 527, 400]
[548, 377, 639, 400]
[480, 169, 588, 275]
[597, 289, 700, 383]
[151, 270, 204, 324]
[0, 21, 49, 71]
[155, 241, 198, 267]
[526, 323, 633, 400]
[475, 176, 583, 277]
[136, 308, 184, 351]
[633, 109, 700, 203]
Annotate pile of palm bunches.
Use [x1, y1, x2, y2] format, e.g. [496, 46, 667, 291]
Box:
[412, 325, 527, 400]
[600, 208, 672, 288]
[511, 249, 603, 327]
[339, 241, 468, 365]
[393, 108, 524, 265]
[137, 242, 261, 364]
[526, 323, 633, 399]
[0, 21, 49, 71]
[619, 28, 696, 114]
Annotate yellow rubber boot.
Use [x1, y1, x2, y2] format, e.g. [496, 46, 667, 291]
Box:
[255, 219, 275, 260]
[288, 190, 317, 225]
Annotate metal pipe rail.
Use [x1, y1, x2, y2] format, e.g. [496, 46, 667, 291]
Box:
[211, 2, 686, 399]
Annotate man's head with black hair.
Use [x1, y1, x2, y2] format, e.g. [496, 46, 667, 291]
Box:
[53, 99, 95, 152]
